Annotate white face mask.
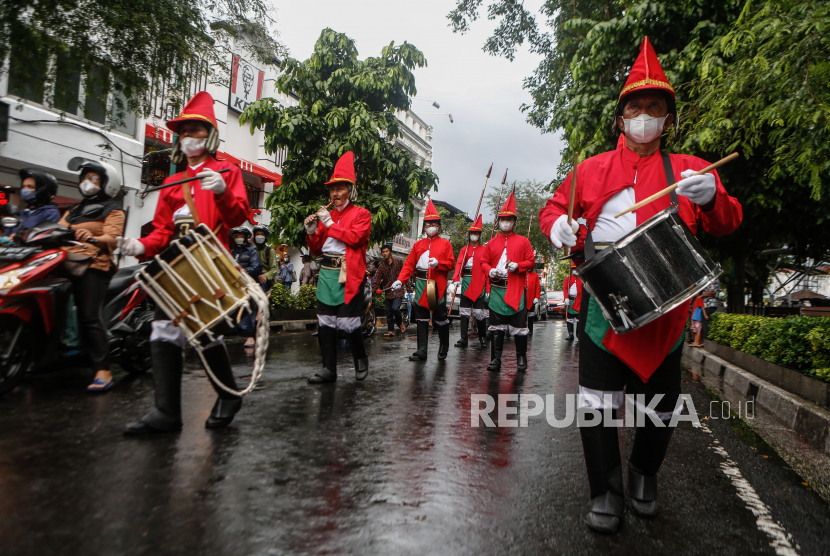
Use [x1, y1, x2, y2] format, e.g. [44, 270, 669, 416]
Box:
[254, 236, 266, 245]
[623, 114, 667, 144]
[180, 137, 207, 157]
[469, 234, 480, 242]
[79, 179, 100, 197]
[235, 237, 245, 245]
[499, 220, 514, 233]
[425, 226, 439, 237]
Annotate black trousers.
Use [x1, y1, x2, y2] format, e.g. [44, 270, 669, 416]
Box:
[412, 301, 448, 323]
[385, 296, 403, 332]
[70, 269, 112, 372]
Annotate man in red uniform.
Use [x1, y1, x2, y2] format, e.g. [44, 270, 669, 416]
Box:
[525, 259, 541, 337]
[303, 152, 372, 383]
[480, 193, 535, 372]
[119, 91, 251, 434]
[392, 200, 455, 361]
[451, 215, 489, 348]
[562, 262, 583, 341]
[538, 37, 742, 533]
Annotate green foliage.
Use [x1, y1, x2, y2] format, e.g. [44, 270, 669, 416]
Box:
[373, 293, 386, 311]
[708, 314, 830, 379]
[293, 284, 318, 310]
[240, 29, 439, 248]
[3, 0, 286, 126]
[551, 259, 572, 291]
[484, 180, 557, 261]
[269, 283, 294, 310]
[435, 206, 473, 255]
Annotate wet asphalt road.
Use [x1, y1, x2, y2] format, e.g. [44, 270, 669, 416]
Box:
[2, 319, 830, 556]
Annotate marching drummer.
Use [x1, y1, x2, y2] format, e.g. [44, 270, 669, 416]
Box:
[118, 91, 252, 434]
[303, 151, 372, 384]
[451, 215, 489, 349]
[480, 192, 534, 372]
[562, 262, 582, 342]
[538, 37, 742, 533]
[392, 200, 455, 362]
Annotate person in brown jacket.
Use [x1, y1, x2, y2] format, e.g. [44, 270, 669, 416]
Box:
[59, 158, 125, 392]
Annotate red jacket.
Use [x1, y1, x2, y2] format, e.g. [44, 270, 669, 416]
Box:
[563, 274, 584, 313]
[139, 156, 250, 258]
[452, 242, 488, 302]
[480, 232, 534, 312]
[398, 236, 455, 310]
[538, 136, 742, 381]
[306, 202, 372, 304]
[526, 271, 541, 309]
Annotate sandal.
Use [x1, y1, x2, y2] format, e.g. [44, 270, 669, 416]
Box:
[87, 378, 114, 392]
[383, 332, 396, 338]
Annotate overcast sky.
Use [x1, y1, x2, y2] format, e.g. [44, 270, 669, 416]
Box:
[274, 0, 564, 221]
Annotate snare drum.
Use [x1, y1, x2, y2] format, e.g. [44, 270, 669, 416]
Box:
[575, 208, 721, 334]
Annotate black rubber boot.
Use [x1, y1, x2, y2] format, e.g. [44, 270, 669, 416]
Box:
[202, 343, 242, 429]
[309, 325, 338, 383]
[487, 330, 504, 372]
[348, 330, 369, 381]
[438, 324, 450, 360]
[515, 334, 528, 372]
[124, 341, 183, 434]
[454, 316, 469, 347]
[566, 321, 575, 341]
[478, 319, 488, 347]
[628, 418, 675, 517]
[580, 413, 624, 533]
[409, 321, 429, 361]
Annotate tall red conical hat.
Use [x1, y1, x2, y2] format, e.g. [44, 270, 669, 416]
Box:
[324, 151, 356, 186]
[468, 214, 483, 232]
[619, 37, 675, 101]
[498, 192, 517, 218]
[423, 199, 441, 221]
[166, 91, 218, 132]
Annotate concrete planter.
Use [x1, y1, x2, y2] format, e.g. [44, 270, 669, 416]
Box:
[704, 340, 830, 407]
[269, 309, 317, 321]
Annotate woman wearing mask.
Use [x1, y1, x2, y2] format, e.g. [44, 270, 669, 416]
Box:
[4, 169, 61, 238]
[282, 253, 295, 290]
[252, 224, 278, 293]
[229, 227, 262, 348]
[58, 159, 125, 391]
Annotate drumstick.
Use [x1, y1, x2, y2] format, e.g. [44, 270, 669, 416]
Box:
[614, 152, 739, 219]
[141, 168, 231, 195]
[563, 152, 578, 257]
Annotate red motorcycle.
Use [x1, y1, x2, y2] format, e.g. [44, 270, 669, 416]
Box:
[0, 216, 154, 396]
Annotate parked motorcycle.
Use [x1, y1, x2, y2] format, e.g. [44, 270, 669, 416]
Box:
[0, 217, 153, 396]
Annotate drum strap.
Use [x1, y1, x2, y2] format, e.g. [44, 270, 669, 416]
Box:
[583, 151, 679, 261]
[182, 174, 201, 228]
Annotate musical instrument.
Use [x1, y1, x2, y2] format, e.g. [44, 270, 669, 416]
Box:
[575, 207, 721, 334]
[614, 152, 739, 218]
[136, 224, 270, 394]
[141, 168, 231, 197]
[426, 273, 439, 312]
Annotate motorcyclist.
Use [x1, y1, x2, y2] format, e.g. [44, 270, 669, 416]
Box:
[3, 169, 61, 238]
[230, 226, 262, 348]
[58, 158, 125, 391]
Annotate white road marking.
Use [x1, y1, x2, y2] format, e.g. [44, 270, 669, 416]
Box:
[699, 422, 799, 556]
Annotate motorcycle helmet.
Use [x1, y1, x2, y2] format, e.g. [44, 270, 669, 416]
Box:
[253, 224, 270, 238]
[67, 157, 122, 198]
[18, 168, 58, 206]
[229, 226, 252, 245]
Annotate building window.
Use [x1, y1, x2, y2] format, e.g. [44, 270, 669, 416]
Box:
[409, 208, 421, 238]
[246, 184, 262, 209]
[53, 52, 80, 114]
[7, 40, 47, 104]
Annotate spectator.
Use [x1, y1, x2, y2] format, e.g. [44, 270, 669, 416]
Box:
[282, 253, 295, 290]
[690, 294, 708, 347]
[252, 224, 278, 293]
[4, 169, 61, 238]
[373, 244, 405, 337]
[230, 227, 262, 348]
[299, 254, 315, 285]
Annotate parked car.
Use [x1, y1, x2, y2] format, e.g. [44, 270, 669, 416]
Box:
[547, 290, 566, 317]
[446, 281, 463, 318]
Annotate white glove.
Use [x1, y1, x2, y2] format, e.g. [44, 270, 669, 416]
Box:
[116, 237, 144, 257]
[197, 168, 227, 196]
[534, 298, 539, 305]
[305, 220, 318, 234]
[489, 268, 500, 279]
[391, 280, 402, 291]
[507, 262, 519, 273]
[549, 214, 579, 249]
[317, 207, 333, 228]
[428, 257, 439, 268]
[677, 170, 716, 205]
[565, 299, 571, 307]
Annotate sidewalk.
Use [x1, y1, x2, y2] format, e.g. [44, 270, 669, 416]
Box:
[683, 343, 830, 503]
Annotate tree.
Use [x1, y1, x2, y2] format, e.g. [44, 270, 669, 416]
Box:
[240, 29, 439, 248]
[483, 180, 557, 260]
[2, 0, 286, 124]
[436, 206, 473, 255]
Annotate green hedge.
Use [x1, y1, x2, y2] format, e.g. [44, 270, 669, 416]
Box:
[270, 284, 317, 310]
[708, 314, 830, 381]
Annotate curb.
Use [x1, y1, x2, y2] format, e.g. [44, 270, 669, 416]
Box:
[683, 344, 830, 456]
[268, 319, 318, 332]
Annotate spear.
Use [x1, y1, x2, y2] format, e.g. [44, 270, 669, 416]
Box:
[449, 163, 492, 314]
[527, 213, 534, 236]
[563, 152, 578, 258]
[489, 168, 508, 240]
